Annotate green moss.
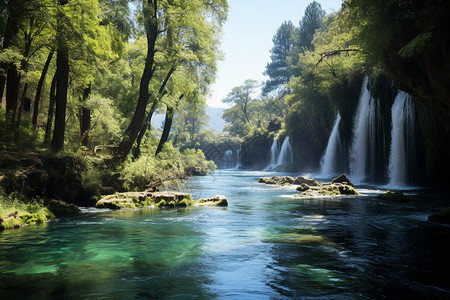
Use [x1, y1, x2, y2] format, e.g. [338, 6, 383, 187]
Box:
[155, 200, 167, 207]
[376, 191, 410, 202]
[178, 198, 193, 207]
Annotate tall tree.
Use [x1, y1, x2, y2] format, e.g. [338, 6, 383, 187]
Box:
[262, 21, 295, 95]
[289, 1, 326, 77]
[112, 0, 228, 163]
[32, 50, 54, 128]
[112, 0, 159, 163]
[51, 0, 70, 152]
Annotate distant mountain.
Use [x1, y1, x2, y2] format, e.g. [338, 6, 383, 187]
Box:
[205, 106, 225, 132]
[150, 106, 226, 132]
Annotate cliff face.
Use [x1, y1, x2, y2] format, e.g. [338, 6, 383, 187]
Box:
[387, 43, 450, 132]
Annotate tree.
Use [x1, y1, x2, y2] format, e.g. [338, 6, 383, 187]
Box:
[112, 0, 228, 163]
[222, 79, 259, 124]
[262, 21, 295, 96]
[288, 1, 326, 77]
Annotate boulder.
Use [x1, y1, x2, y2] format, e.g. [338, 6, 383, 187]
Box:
[258, 176, 294, 185]
[47, 200, 80, 215]
[295, 183, 359, 198]
[376, 191, 410, 202]
[195, 195, 228, 207]
[293, 176, 320, 186]
[428, 208, 450, 224]
[296, 183, 310, 192]
[332, 174, 354, 187]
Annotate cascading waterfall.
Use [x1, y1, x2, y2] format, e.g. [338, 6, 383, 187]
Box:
[235, 144, 242, 169]
[224, 149, 233, 169]
[388, 91, 415, 186]
[277, 136, 293, 166]
[320, 112, 342, 176]
[349, 77, 377, 183]
[267, 138, 279, 169]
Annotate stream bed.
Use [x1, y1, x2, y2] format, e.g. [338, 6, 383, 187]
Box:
[0, 170, 449, 299]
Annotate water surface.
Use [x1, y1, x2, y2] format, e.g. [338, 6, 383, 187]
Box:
[1, 170, 449, 299]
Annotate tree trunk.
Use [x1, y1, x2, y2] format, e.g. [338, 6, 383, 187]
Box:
[5, 64, 21, 124]
[44, 74, 57, 144]
[51, 46, 69, 152]
[154, 93, 184, 157]
[16, 82, 28, 127]
[155, 106, 174, 157]
[0, 0, 23, 103]
[79, 83, 91, 147]
[32, 51, 54, 128]
[133, 66, 175, 159]
[111, 0, 159, 164]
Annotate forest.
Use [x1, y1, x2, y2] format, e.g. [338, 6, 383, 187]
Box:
[0, 0, 450, 297]
[0, 0, 449, 213]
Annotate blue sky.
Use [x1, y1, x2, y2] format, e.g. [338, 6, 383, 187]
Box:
[207, 0, 343, 108]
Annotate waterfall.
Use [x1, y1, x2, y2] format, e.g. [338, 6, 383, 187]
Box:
[267, 138, 279, 169]
[277, 136, 293, 166]
[235, 144, 242, 169]
[349, 77, 377, 183]
[320, 112, 342, 176]
[224, 149, 233, 169]
[388, 91, 415, 186]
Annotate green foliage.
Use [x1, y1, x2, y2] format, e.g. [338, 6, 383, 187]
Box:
[263, 21, 295, 95]
[121, 143, 215, 191]
[0, 189, 54, 230]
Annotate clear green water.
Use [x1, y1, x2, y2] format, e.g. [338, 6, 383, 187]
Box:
[1, 170, 449, 299]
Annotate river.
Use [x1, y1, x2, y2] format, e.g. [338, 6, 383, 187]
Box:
[0, 170, 449, 299]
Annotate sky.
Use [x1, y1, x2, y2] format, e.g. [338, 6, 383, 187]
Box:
[207, 0, 344, 108]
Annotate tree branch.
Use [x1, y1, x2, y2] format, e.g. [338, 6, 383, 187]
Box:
[316, 48, 361, 66]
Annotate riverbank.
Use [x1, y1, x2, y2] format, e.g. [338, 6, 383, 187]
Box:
[0, 149, 215, 230]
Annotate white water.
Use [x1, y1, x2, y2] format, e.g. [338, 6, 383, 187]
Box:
[267, 138, 280, 169]
[388, 91, 415, 187]
[320, 112, 342, 176]
[235, 144, 242, 169]
[277, 136, 293, 166]
[349, 77, 377, 183]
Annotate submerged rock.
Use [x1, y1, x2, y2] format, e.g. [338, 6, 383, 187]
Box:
[195, 195, 228, 207]
[376, 191, 410, 202]
[332, 174, 354, 187]
[428, 207, 450, 224]
[293, 176, 320, 186]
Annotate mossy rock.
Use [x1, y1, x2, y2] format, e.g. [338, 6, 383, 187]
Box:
[428, 207, 450, 224]
[195, 195, 228, 207]
[258, 176, 294, 185]
[293, 176, 320, 186]
[332, 174, 355, 187]
[296, 183, 310, 192]
[0, 209, 55, 230]
[376, 191, 410, 202]
[336, 184, 359, 195]
[47, 200, 80, 216]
